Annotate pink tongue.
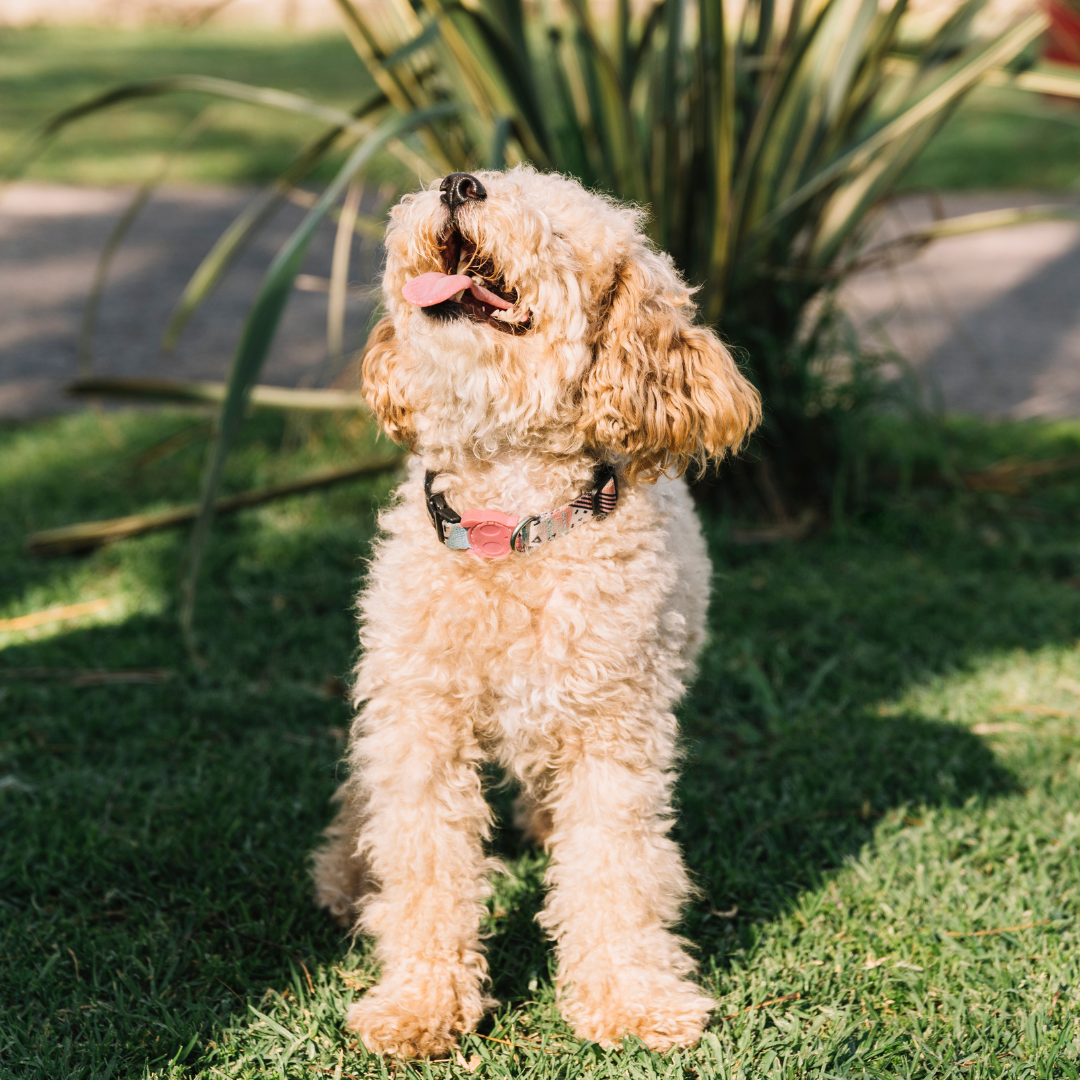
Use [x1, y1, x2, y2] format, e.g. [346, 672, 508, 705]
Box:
[402, 272, 513, 310]
[402, 272, 471, 307]
[466, 279, 513, 310]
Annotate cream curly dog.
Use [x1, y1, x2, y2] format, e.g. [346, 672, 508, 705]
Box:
[312, 166, 761, 1057]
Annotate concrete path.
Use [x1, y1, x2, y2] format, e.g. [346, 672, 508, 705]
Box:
[0, 182, 377, 418]
[2, 183, 1078, 420]
[841, 191, 1080, 419]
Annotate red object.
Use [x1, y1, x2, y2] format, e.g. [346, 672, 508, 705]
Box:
[1045, 0, 1080, 67]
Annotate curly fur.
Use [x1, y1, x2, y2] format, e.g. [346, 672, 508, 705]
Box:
[312, 166, 761, 1057]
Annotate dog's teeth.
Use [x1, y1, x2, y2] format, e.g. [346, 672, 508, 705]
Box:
[451, 289, 466, 302]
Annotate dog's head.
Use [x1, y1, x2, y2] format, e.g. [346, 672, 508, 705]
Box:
[363, 166, 761, 480]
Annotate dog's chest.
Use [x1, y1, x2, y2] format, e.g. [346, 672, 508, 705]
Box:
[363, 477, 695, 731]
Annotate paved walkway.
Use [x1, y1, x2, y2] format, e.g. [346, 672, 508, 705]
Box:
[2, 183, 1078, 420]
[0, 183, 377, 418]
[841, 191, 1080, 418]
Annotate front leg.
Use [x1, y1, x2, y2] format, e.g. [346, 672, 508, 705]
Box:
[345, 692, 495, 1058]
[538, 745, 714, 1050]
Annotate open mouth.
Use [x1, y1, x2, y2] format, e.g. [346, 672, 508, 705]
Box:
[400, 224, 531, 332]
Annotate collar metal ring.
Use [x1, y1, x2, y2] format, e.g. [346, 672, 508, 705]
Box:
[509, 515, 540, 554]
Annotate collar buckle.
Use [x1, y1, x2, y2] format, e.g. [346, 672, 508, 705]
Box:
[424, 470, 461, 543]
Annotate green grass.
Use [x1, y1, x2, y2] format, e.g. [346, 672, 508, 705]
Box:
[3, 410, 1080, 1078]
[900, 86, 1080, 191]
[3, 27, 1079, 191]
[0, 27, 375, 185]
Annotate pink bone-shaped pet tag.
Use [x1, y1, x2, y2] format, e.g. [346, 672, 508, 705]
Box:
[459, 509, 521, 558]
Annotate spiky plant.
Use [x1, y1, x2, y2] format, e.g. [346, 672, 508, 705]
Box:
[15, 0, 1074, 638]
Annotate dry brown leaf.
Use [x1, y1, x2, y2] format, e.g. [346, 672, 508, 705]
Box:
[720, 992, 801, 1021]
[991, 704, 1075, 719]
[944, 920, 1053, 938]
[334, 968, 369, 992]
[972, 722, 1024, 735]
[0, 598, 109, 632]
[961, 455, 1080, 495]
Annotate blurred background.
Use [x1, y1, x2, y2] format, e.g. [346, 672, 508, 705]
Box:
[4, 4, 1080, 1078]
[1, 0, 1078, 422]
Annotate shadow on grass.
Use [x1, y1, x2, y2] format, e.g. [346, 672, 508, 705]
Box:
[4, 412, 1080, 1075]
[480, 707, 1015, 1007]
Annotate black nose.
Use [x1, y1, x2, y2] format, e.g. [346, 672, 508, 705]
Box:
[440, 172, 486, 212]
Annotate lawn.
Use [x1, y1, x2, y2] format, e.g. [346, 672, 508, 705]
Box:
[0, 27, 375, 185]
[2, 409, 1080, 1078]
[3, 27, 1080, 191]
[900, 85, 1080, 192]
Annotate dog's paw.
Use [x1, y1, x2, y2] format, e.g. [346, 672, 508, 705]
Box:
[346, 994, 459, 1058]
[345, 980, 486, 1059]
[563, 971, 714, 1052]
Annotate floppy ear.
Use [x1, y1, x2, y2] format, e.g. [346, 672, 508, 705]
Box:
[579, 247, 761, 482]
[360, 315, 415, 447]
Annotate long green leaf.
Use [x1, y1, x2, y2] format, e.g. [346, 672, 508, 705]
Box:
[327, 178, 364, 361]
[333, 0, 423, 113]
[380, 18, 442, 70]
[79, 109, 216, 374]
[750, 11, 1046, 238]
[69, 376, 371, 410]
[179, 103, 459, 641]
[702, 0, 737, 317]
[444, 4, 554, 164]
[4, 75, 382, 182]
[856, 204, 1080, 267]
[545, 29, 595, 182]
[1004, 65, 1080, 98]
[721, 0, 840, 283]
[335, 0, 466, 171]
[564, 0, 644, 199]
[161, 90, 387, 352]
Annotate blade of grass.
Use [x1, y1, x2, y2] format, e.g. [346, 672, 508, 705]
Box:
[432, 0, 553, 164]
[380, 18, 442, 71]
[849, 204, 1080, 272]
[486, 115, 513, 169]
[333, 0, 460, 171]
[545, 28, 594, 183]
[702, 0, 737, 316]
[332, 0, 423, 112]
[565, 0, 644, 199]
[807, 108, 953, 265]
[714, 0, 838, 307]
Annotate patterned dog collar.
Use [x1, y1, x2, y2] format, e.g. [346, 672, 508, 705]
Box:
[424, 464, 618, 559]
